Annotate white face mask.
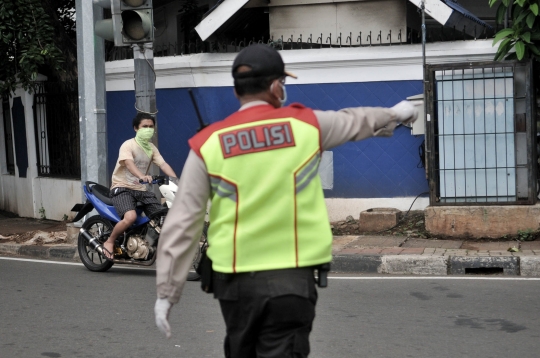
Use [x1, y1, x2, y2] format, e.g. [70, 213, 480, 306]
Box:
[279, 83, 287, 106]
[271, 81, 287, 107]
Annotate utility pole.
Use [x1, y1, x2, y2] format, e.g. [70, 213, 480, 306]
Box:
[76, 0, 108, 194]
[133, 43, 157, 116]
[133, 43, 159, 182]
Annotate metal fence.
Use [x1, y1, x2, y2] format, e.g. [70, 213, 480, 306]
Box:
[425, 61, 536, 206]
[106, 25, 496, 61]
[33, 81, 81, 179]
[2, 95, 15, 175]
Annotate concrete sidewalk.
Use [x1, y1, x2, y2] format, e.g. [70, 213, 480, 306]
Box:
[1, 213, 540, 276]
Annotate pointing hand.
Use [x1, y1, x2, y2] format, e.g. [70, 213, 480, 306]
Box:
[391, 100, 419, 125]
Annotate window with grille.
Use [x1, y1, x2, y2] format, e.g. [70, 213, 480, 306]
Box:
[33, 81, 81, 179]
[2, 95, 15, 175]
[425, 61, 536, 205]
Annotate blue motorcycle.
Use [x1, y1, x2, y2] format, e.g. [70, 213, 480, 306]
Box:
[72, 177, 170, 272]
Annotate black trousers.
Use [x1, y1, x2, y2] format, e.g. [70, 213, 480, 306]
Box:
[213, 268, 318, 358]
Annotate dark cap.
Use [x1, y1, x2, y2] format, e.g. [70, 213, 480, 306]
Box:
[232, 44, 297, 80]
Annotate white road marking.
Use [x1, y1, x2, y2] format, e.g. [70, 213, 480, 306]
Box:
[0, 257, 153, 271]
[329, 276, 540, 281]
[2, 257, 540, 279]
[0, 257, 82, 266]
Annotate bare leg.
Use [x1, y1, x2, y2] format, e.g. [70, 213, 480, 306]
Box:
[103, 210, 137, 259]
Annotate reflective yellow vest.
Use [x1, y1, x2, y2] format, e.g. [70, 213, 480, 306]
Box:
[189, 103, 332, 273]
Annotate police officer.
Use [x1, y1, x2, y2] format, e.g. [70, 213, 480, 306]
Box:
[154, 44, 418, 357]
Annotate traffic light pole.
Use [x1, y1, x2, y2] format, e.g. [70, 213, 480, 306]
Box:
[133, 43, 159, 181]
[133, 43, 157, 117]
[76, 0, 108, 194]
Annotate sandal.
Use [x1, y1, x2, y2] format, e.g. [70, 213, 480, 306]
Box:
[101, 242, 115, 262]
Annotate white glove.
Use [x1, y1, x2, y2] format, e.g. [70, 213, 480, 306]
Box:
[154, 297, 173, 338]
[391, 100, 419, 125]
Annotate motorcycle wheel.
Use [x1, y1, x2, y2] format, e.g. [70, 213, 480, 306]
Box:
[78, 215, 115, 272]
[186, 226, 207, 281]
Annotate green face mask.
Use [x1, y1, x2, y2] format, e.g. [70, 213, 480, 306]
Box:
[135, 128, 154, 158]
[136, 128, 154, 141]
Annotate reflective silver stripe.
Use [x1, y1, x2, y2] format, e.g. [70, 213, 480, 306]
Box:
[296, 154, 320, 186]
[210, 177, 237, 202]
[215, 188, 237, 202]
[296, 154, 321, 194]
[296, 165, 320, 193]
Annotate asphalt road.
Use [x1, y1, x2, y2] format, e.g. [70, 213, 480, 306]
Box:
[1, 257, 539, 358]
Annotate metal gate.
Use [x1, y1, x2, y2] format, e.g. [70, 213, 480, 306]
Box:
[33, 81, 81, 179]
[425, 61, 536, 205]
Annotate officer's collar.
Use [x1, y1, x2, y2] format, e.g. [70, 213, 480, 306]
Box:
[239, 100, 270, 111]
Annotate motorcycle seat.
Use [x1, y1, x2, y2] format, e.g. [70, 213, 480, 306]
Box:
[86, 181, 113, 206]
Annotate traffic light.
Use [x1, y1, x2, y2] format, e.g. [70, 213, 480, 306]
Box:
[93, 0, 154, 47]
[119, 0, 154, 44]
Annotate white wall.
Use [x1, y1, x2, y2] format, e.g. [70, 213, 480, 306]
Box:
[0, 77, 83, 221]
[106, 39, 498, 90]
[33, 177, 81, 220]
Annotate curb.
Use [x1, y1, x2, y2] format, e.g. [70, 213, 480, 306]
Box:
[2, 243, 540, 276]
[0, 243, 80, 262]
[331, 254, 540, 276]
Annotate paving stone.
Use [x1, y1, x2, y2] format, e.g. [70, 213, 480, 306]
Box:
[339, 247, 385, 255]
[332, 236, 360, 252]
[399, 248, 424, 254]
[462, 241, 516, 251]
[357, 248, 384, 255]
[521, 241, 540, 250]
[350, 236, 406, 248]
[402, 238, 462, 249]
[424, 251, 445, 256]
[380, 248, 404, 255]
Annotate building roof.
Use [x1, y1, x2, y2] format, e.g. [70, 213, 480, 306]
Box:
[195, 0, 491, 41]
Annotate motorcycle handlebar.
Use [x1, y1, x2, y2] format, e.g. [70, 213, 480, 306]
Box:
[139, 175, 169, 185]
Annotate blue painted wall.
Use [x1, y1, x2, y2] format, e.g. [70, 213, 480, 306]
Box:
[106, 80, 428, 198]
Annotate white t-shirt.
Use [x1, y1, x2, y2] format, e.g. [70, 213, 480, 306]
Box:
[111, 138, 165, 191]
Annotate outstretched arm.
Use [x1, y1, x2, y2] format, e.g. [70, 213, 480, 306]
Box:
[316, 101, 418, 151]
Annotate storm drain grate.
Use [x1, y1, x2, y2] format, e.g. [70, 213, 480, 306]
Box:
[465, 267, 504, 275]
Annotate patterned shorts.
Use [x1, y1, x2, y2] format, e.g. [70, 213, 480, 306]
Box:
[110, 187, 163, 219]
